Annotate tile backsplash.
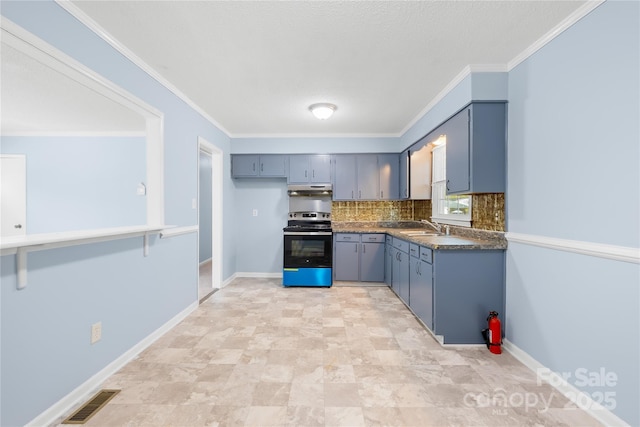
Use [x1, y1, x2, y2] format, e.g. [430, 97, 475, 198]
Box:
[332, 193, 505, 231]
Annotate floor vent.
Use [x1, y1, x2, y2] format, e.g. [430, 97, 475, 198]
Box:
[62, 389, 120, 424]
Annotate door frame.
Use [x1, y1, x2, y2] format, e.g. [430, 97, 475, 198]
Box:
[197, 137, 223, 290]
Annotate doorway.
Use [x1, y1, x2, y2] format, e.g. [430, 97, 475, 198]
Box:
[198, 137, 222, 302]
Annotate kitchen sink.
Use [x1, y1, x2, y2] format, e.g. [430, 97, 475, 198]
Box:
[399, 230, 441, 236]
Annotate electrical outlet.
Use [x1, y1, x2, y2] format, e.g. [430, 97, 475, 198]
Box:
[252, 209, 258, 217]
[91, 322, 102, 344]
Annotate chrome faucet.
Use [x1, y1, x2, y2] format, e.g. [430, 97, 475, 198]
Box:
[420, 219, 442, 233]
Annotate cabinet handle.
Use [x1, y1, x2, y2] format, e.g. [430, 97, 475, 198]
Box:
[381, 190, 383, 198]
[351, 190, 354, 199]
[253, 163, 256, 171]
[305, 170, 308, 178]
[261, 163, 264, 172]
[355, 244, 358, 253]
[359, 190, 361, 199]
[363, 244, 366, 253]
[446, 180, 450, 191]
[313, 170, 315, 178]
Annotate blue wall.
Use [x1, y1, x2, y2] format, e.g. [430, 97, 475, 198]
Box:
[231, 136, 399, 154]
[0, 1, 232, 425]
[2, 0, 638, 425]
[232, 179, 289, 273]
[1, 136, 146, 233]
[506, 1, 639, 424]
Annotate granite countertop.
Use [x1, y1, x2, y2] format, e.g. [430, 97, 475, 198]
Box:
[331, 221, 507, 251]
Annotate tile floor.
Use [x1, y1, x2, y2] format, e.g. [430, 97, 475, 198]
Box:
[58, 278, 602, 426]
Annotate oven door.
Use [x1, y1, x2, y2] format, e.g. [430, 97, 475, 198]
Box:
[283, 231, 332, 287]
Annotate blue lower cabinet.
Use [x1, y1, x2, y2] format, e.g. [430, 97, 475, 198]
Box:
[431, 250, 505, 344]
[409, 253, 433, 331]
[334, 233, 385, 283]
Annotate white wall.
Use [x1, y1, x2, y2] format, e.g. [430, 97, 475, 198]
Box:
[506, 1, 639, 425]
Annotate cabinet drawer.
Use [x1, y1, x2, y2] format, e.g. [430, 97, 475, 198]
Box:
[409, 243, 419, 258]
[335, 234, 359, 242]
[420, 247, 433, 264]
[361, 234, 385, 243]
[392, 237, 409, 252]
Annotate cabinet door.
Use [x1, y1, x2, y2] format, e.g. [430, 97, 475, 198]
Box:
[288, 155, 309, 183]
[378, 154, 399, 200]
[360, 242, 384, 282]
[334, 240, 359, 281]
[391, 248, 400, 295]
[395, 250, 410, 305]
[333, 155, 357, 200]
[399, 149, 409, 199]
[384, 242, 393, 287]
[444, 107, 470, 194]
[231, 155, 259, 177]
[411, 258, 433, 330]
[409, 255, 420, 311]
[259, 155, 287, 177]
[309, 155, 332, 183]
[356, 155, 379, 200]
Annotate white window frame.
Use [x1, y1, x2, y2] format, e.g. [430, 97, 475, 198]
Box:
[431, 144, 472, 227]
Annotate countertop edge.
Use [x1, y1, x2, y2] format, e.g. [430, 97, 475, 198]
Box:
[332, 225, 507, 251]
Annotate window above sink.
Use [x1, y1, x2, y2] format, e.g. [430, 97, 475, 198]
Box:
[431, 143, 472, 227]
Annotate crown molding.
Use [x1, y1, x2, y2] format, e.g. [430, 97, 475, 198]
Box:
[507, 0, 605, 71]
[54, 0, 232, 138]
[400, 1, 605, 138]
[55, 0, 605, 140]
[230, 132, 401, 139]
[399, 64, 507, 137]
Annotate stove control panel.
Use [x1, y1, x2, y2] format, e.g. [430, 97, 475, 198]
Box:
[288, 211, 331, 220]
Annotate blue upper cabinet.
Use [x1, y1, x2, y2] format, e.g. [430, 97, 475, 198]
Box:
[399, 149, 410, 199]
[259, 154, 288, 177]
[231, 154, 259, 177]
[356, 154, 379, 200]
[288, 154, 332, 184]
[333, 155, 357, 200]
[378, 154, 400, 200]
[231, 154, 287, 178]
[444, 102, 506, 194]
[333, 154, 399, 201]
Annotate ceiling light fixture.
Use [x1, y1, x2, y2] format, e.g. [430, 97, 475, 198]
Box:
[309, 103, 337, 120]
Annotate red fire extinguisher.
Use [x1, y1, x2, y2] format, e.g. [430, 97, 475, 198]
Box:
[482, 311, 502, 354]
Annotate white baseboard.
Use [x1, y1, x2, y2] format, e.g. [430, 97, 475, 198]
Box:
[199, 258, 212, 267]
[26, 301, 199, 427]
[219, 273, 283, 289]
[233, 272, 283, 279]
[503, 339, 630, 427]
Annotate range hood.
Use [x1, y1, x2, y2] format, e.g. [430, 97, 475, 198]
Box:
[287, 184, 332, 197]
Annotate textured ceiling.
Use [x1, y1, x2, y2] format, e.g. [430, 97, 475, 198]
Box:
[24, 1, 593, 137]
